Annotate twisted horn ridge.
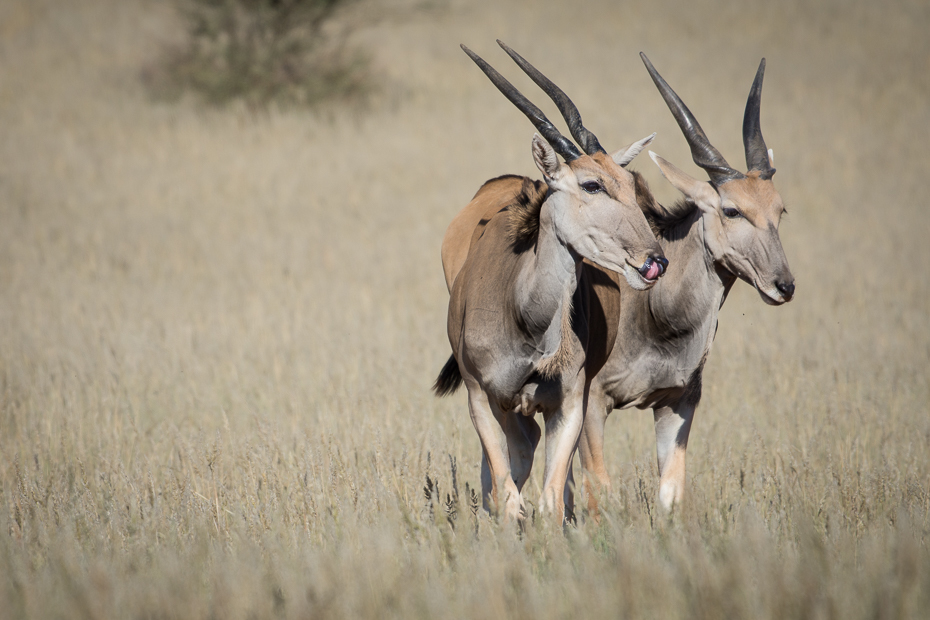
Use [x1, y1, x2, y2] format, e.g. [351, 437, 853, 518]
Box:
[640, 52, 743, 186]
[462, 44, 582, 162]
[496, 40, 606, 156]
[743, 58, 776, 179]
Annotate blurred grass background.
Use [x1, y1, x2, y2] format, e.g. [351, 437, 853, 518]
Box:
[1, 0, 929, 617]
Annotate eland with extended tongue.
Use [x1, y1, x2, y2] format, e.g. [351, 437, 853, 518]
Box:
[435, 41, 666, 523]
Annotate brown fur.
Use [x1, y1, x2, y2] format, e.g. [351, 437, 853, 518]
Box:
[473, 174, 526, 198]
[441, 175, 528, 292]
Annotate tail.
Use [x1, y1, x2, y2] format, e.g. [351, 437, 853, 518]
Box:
[432, 354, 463, 397]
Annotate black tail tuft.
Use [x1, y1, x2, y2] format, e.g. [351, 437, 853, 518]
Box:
[433, 354, 463, 397]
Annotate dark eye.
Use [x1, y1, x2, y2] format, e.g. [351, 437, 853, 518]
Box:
[581, 181, 603, 194]
[722, 207, 741, 219]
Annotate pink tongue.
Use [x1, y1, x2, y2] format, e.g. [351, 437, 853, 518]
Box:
[644, 261, 660, 280]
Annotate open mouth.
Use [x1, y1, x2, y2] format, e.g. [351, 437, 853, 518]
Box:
[622, 256, 667, 291]
[637, 257, 667, 283]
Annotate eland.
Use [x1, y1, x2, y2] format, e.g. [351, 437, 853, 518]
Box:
[435, 42, 666, 523]
[571, 54, 796, 515]
[439, 51, 796, 517]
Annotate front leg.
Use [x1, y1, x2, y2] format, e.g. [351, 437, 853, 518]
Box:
[575, 385, 612, 517]
[539, 370, 587, 524]
[653, 398, 697, 511]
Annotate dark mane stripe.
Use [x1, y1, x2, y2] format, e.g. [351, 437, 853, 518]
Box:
[631, 170, 698, 238]
[507, 177, 549, 253]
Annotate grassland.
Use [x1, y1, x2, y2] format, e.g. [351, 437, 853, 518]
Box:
[1, 0, 929, 617]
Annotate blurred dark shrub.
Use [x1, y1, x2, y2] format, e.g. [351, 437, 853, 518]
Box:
[146, 0, 368, 108]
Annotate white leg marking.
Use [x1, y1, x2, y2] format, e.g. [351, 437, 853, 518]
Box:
[540, 375, 586, 522]
[468, 385, 523, 521]
[653, 403, 695, 512]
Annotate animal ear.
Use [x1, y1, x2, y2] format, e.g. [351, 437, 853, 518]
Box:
[611, 132, 656, 167]
[532, 133, 562, 181]
[649, 151, 719, 210]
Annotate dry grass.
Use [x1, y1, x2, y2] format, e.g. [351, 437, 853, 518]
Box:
[1, 0, 929, 617]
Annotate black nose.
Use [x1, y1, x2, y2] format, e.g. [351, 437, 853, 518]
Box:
[776, 280, 795, 300]
[656, 256, 669, 272]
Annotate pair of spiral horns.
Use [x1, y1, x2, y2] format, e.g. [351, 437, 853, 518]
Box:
[464, 41, 774, 183]
[461, 40, 604, 164]
[640, 53, 774, 183]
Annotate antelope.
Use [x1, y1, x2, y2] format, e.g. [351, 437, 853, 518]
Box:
[570, 54, 796, 514]
[440, 52, 796, 517]
[435, 41, 666, 523]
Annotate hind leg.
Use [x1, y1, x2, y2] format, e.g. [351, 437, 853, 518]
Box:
[466, 383, 523, 521]
[479, 410, 540, 518]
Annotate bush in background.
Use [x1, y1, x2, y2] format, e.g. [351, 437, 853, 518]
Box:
[146, 0, 368, 108]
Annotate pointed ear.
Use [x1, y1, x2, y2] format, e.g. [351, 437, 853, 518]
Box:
[611, 132, 656, 167]
[649, 151, 719, 209]
[767, 148, 774, 166]
[532, 133, 562, 181]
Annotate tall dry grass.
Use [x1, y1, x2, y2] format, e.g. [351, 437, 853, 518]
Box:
[1, 0, 929, 617]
